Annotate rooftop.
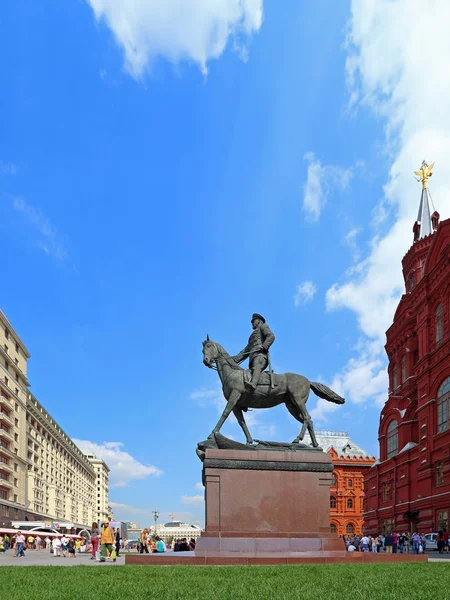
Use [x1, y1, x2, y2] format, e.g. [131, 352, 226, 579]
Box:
[304, 430, 373, 459]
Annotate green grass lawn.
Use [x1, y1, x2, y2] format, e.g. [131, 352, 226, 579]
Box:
[0, 564, 445, 600]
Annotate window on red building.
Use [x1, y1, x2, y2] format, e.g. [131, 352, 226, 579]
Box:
[346, 523, 355, 535]
[347, 498, 353, 509]
[436, 304, 444, 344]
[387, 421, 398, 458]
[393, 365, 398, 390]
[437, 378, 450, 434]
[402, 355, 407, 383]
[331, 472, 337, 486]
[436, 461, 444, 487]
[330, 496, 337, 509]
[348, 478, 353, 488]
[330, 523, 337, 534]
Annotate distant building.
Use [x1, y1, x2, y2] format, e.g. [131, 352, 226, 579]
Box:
[154, 520, 203, 541]
[305, 430, 375, 536]
[364, 162, 450, 534]
[83, 453, 110, 525]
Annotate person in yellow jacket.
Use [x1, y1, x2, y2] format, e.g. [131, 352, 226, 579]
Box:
[100, 521, 115, 562]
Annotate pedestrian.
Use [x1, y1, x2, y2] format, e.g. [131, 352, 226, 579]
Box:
[371, 536, 377, 552]
[45, 536, 51, 551]
[361, 534, 370, 552]
[61, 534, 69, 557]
[392, 531, 398, 553]
[91, 522, 99, 560]
[35, 535, 42, 550]
[398, 532, 405, 553]
[52, 536, 62, 557]
[115, 528, 121, 557]
[385, 532, 394, 553]
[443, 528, 449, 553]
[4, 533, 9, 551]
[100, 520, 115, 562]
[67, 538, 76, 558]
[27, 535, 35, 550]
[156, 537, 165, 553]
[412, 531, 420, 554]
[14, 531, 25, 558]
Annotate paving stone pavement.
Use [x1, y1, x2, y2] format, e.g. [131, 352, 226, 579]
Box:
[0, 550, 125, 567]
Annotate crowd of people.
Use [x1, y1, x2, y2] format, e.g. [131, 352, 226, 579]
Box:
[136, 528, 196, 553]
[0, 521, 125, 562]
[344, 531, 430, 553]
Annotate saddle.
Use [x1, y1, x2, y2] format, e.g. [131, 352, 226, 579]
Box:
[242, 369, 277, 388]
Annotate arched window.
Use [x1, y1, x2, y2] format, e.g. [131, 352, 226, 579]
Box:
[330, 496, 337, 509]
[402, 355, 407, 383]
[392, 364, 398, 390]
[330, 523, 337, 534]
[331, 472, 337, 486]
[387, 420, 398, 458]
[437, 378, 450, 434]
[347, 498, 353, 509]
[436, 461, 444, 487]
[346, 523, 355, 535]
[348, 479, 353, 488]
[436, 304, 444, 344]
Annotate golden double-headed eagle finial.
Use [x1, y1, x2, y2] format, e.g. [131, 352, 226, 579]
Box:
[414, 160, 435, 189]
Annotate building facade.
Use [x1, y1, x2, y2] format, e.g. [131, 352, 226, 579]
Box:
[0, 309, 107, 529]
[154, 520, 203, 542]
[364, 163, 450, 534]
[84, 453, 110, 525]
[306, 431, 375, 536]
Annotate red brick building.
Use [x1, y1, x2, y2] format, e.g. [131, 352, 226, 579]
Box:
[307, 431, 375, 536]
[364, 164, 450, 534]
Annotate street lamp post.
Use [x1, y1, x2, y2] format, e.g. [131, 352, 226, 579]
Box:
[152, 511, 160, 538]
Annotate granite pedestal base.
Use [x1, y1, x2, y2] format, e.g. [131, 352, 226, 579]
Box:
[195, 447, 344, 558]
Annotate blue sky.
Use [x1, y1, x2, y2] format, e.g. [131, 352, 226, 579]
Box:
[2, 0, 449, 526]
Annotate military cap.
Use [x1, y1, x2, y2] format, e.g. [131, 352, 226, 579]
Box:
[251, 313, 266, 323]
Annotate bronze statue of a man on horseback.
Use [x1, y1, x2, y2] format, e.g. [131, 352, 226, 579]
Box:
[202, 313, 344, 447]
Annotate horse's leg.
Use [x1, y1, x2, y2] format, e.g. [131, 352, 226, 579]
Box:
[289, 390, 319, 447]
[208, 390, 241, 439]
[233, 407, 253, 445]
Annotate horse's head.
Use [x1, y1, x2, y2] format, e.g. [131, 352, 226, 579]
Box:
[202, 335, 219, 368]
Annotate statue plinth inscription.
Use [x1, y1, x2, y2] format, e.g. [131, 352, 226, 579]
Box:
[195, 444, 344, 556]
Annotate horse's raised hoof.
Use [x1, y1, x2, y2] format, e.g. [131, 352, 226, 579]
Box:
[207, 433, 215, 440]
[292, 438, 300, 444]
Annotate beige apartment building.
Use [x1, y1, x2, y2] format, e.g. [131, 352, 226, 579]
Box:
[0, 309, 108, 529]
[83, 452, 110, 524]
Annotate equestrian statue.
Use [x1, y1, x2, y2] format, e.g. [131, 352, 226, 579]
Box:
[202, 313, 345, 447]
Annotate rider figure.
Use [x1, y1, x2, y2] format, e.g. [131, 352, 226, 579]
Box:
[232, 313, 275, 392]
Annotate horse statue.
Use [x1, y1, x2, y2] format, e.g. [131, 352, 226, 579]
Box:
[202, 336, 345, 447]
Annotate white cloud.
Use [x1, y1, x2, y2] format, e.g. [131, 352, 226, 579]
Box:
[303, 152, 357, 222]
[311, 339, 387, 424]
[195, 482, 204, 491]
[324, 0, 450, 415]
[12, 196, 67, 260]
[181, 494, 204, 507]
[0, 160, 17, 175]
[87, 0, 263, 78]
[294, 280, 317, 308]
[74, 439, 162, 487]
[343, 227, 362, 262]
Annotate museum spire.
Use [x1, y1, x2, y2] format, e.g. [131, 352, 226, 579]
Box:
[413, 160, 439, 241]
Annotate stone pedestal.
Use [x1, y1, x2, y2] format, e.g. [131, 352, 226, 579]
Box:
[195, 447, 345, 557]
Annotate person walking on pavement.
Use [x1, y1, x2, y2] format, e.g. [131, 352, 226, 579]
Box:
[100, 520, 115, 562]
[90, 522, 99, 560]
[14, 532, 25, 558]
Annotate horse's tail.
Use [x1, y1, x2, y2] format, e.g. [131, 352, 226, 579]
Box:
[310, 382, 345, 405]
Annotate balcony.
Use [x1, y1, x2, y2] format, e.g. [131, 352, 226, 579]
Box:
[0, 476, 13, 488]
[0, 428, 13, 442]
[0, 411, 13, 427]
[0, 459, 13, 473]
